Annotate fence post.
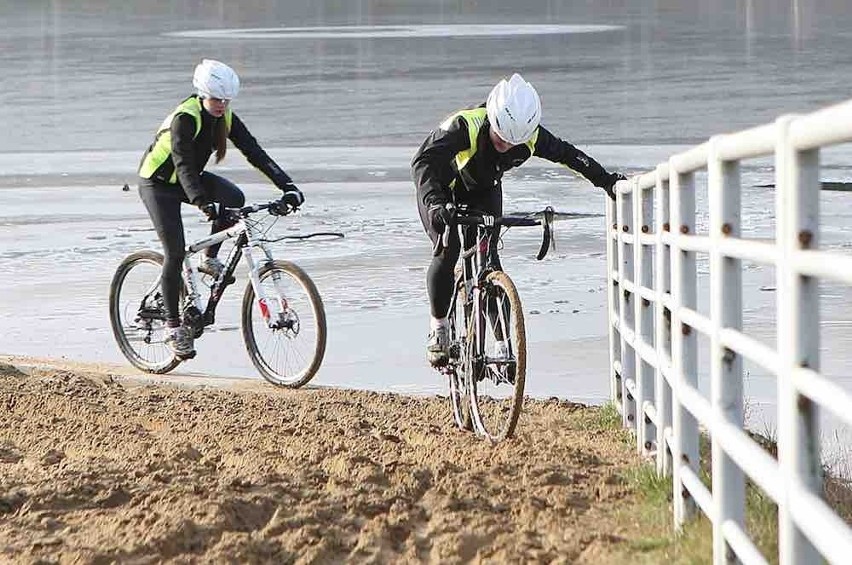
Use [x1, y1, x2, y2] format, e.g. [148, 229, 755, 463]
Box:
[708, 136, 746, 564]
[635, 178, 656, 455]
[669, 166, 699, 527]
[776, 116, 822, 564]
[618, 187, 636, 430]
[655, 165, 673, 476]
[607, 196, 621, 406]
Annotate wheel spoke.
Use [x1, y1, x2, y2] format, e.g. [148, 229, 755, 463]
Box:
[109, 252, 181, 374]
[242, 262, 326, 388]
[447, 278, 472, 430]
[468, 271, 526, 442]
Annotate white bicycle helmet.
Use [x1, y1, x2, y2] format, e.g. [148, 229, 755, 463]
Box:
[192, 59, 240, 100]
[486, 73, 542, 145]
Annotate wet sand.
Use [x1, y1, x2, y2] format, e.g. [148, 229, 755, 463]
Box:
[0, 357, 645, 563]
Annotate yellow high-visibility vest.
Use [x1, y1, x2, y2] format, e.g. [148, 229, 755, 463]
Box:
[138, 96, 233, 183]
[439, 107, 539, 181]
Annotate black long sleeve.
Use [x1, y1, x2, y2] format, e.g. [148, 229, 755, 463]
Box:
[228, 114, 294, 190]
[411, 116, 471, 208]
[533, 126, 611, 188]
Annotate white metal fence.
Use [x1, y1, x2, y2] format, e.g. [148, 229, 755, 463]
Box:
[607, 98, 852, 564]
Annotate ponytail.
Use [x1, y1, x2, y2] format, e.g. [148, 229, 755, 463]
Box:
[214, 118, 228, 163]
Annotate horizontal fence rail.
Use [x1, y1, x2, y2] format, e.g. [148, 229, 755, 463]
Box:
[607, 99, 852, 564]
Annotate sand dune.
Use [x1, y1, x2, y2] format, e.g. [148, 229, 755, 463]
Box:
[0, 358, 646, 563]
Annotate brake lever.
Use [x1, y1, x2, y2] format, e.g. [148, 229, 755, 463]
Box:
[432, 225, 449, 257]
[431, 213, 456, 257]
[268, 200, 297, 217]
[536, 206, 555, 261]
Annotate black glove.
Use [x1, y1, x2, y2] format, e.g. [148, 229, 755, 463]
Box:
[198, 202, 218, 221]
[269, 199, 291, 216]
[280, 183, 305, 208]
[603, 172, 627, 201]
[428, 202, 455, 233]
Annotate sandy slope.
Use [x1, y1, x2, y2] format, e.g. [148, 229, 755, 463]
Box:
[0, 359, 643, 564]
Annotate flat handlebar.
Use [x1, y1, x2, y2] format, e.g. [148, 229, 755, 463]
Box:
[222, 200, 298, 220]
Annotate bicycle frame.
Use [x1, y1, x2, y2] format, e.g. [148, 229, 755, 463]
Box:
[179, 208, 289, 332]
[437, 207, 554, 439]
[449, 217, 504, 371]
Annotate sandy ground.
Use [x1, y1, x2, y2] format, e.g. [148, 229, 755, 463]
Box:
[0, 357, 646, 564]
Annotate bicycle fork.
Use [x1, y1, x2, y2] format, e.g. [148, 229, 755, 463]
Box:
[243, 243, 290, 330]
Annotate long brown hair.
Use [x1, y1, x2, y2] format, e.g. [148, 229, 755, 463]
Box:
[214, 119, 228, 163]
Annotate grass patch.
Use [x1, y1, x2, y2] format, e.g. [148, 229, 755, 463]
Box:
[826, 475, 852, 525]
[609, 425, 852, 564]
[578, 403, 852, 561]
[595, 402, 622, 431]
[577, 402, 634, 447]
[608, 462, 713, 564]
[572, 402, 623, 433]
[627, 463, 671, 509]
[746, 481, 779, 560]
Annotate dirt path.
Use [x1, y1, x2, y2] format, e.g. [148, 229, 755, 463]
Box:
[0, 359, 644, 564]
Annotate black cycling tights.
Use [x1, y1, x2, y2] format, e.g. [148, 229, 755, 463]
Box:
[138, 172, 245, 325]
[417, 186, 503, 319]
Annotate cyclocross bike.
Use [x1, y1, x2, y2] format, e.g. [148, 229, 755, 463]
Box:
[109, 199, 336, 388]
[438, 205, 554, 442]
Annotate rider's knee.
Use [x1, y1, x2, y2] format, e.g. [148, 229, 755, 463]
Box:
[431, 249, 458, 275]
[163, 249, 185, 270]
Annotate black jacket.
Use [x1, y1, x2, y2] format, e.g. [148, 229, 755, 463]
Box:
[411, 108, 614, 209]
[168, 102, 292, 204]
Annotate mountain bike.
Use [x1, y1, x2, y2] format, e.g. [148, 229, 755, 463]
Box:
[438, 205, 554, 442]
[109, 199, 337, 388]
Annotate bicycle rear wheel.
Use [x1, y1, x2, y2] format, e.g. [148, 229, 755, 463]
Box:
[468, 270, 527, 442]
[241, 260, 327, 388]
[447, 276, 472, 431]
[109, 250, 182, 374]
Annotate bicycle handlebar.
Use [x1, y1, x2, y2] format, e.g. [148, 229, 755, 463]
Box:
[432, 207, 555, 260]
[223, 199, 299, 220]
[454, 215, 540, 228]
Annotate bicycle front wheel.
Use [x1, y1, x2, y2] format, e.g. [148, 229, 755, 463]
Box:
[468, 270, 527, 442]
[108, 250, 182, 374]
[448, 275, 472, 431]
[241, 260, 327, 388]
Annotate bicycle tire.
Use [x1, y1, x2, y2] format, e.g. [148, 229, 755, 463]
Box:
[241, 260, 327, 388]
[468, 270, 527, 442]
[109, 250, 182, 374]
[448, 277, 473, 431]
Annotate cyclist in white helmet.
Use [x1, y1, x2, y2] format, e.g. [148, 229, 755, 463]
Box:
[412, 73, 625, 367]
[137, 59, 305, 359]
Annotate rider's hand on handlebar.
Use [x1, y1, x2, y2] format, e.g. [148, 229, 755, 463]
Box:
[280, 183, 305, 208]
[428, 202, 456, 232]
[198, 202, 218, 222]
[603, 172, 627, 201]
[429, 202, 456, 257]
[268, 199, 290, 216]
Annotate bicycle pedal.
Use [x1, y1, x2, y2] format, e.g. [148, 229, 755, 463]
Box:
[175, 350, 196, 361]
